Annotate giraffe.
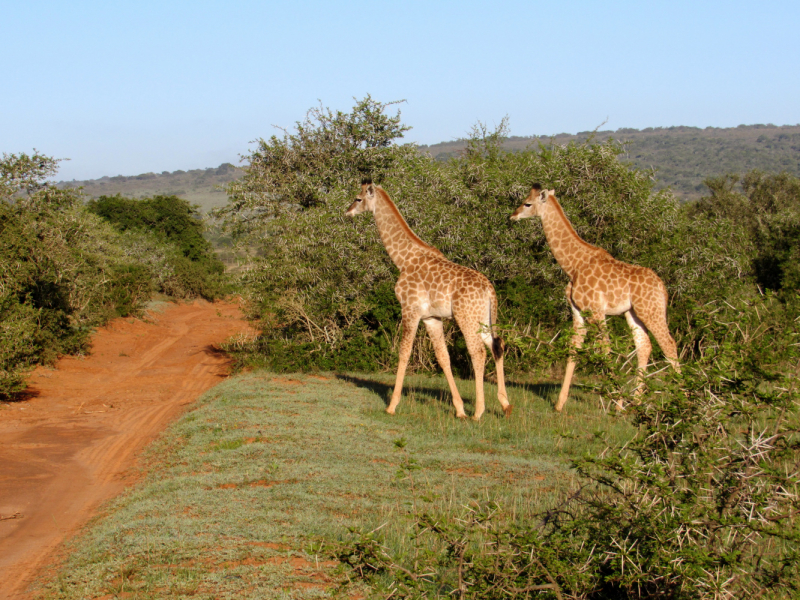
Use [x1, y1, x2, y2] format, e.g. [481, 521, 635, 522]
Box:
[346, 180, 511, 420]
[510, 184, 680, 412]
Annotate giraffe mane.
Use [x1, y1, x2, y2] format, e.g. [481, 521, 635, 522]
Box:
[374, 187, 444, 258]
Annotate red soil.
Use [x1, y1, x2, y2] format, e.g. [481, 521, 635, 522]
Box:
[0, 299, 253, 599]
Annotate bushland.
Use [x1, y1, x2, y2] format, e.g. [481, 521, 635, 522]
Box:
[0, 152, 226, 397]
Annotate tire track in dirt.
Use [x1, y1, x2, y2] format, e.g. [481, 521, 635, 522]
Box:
[0, 299, 253, 599]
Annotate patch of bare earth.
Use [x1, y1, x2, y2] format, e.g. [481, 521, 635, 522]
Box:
[0, 299, 253, 600]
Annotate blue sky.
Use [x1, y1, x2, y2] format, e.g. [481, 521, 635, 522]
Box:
[3, 1, 799, 181]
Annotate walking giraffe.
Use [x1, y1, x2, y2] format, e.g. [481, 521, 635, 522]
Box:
[347, 180, 511, 420]
[510, 185, 680, 412]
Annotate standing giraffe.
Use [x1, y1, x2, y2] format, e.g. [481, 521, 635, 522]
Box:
[510, 185, 680, 412]
[346, 180, 511, 420]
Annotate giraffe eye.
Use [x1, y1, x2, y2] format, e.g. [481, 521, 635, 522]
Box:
[524, 203, 532, 207]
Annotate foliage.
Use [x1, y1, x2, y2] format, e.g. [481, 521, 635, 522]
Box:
[690, 170, 800, 294]
[214, 94, 413, 230]
[341, 296, 800, 598]
[216, 96, 756, 375]
[1, 152, 131, 395]
[87, 194, 226, 300]
[0, 152, 225, 398]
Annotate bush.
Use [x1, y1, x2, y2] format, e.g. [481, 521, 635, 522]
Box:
[690, 170, 800, 294]
[0, 152, 227, 398]
[87, 193, 226, 300]
[216, 97, 756, 375]
[340, 296, 800, 598]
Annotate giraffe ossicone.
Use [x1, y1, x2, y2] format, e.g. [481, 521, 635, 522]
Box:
[347, 181, 511, 420]
[510, 185, 680, 412]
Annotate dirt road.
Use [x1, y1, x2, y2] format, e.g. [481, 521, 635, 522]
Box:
[0, 299, 253, 599]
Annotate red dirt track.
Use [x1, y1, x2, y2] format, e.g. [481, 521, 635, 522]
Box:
[0, 300, 252, 599]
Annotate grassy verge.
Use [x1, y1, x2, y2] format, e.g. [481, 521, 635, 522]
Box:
[37, 371, 634, 599]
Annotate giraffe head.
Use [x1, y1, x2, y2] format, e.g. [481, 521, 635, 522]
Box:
[509, 184, 554, 221]
[346, 179, 378, 216]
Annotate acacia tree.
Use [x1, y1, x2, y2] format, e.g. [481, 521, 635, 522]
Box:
[214, 95, 413, 237]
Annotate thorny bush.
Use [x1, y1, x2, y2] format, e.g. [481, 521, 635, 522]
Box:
[340, 295, 800, 599]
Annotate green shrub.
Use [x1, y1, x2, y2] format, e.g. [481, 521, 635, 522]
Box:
[88, 193, 226, 300]
[341, 296, 800, 598]
[216, 97, 757, 375]
[107, 264, 153, 318]
[689, 170, 800, 294]
[0, 152, 225, 397]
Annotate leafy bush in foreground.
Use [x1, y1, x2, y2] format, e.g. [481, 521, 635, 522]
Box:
[340, 296, 800, 598]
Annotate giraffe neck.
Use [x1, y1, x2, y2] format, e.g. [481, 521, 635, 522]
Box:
[539, 198, 598, 279]
[373, 188, 442, 270]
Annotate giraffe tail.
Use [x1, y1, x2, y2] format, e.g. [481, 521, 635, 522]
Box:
[492, 335, 505, 362]
[485, 295, 505, 361]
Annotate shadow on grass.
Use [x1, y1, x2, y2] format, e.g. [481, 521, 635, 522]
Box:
[335, 373, 572, 412]
[335, 374, 452, 409]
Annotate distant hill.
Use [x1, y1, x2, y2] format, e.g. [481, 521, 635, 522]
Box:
[58, 124, 800, 208]
[419, 123, 800, 201]
[58, 163, 244, 213]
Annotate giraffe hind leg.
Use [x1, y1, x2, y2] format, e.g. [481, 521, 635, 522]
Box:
[633, 302, 680, 373]
[491, 337, 511, 417]
[387, 313, 421, 415]
[480, 297, 511, 417]
[462, 327, 487, 421]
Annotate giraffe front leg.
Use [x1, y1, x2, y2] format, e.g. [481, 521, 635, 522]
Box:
[423, 318, 467, 418]
[555, 303, 586, 413]
[387, 313, 421, 415]
[624, 310, 652, 410]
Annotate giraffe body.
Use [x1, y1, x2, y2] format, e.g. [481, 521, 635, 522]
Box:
[347, 182, 510, 420]
[511, 186, 680, 412]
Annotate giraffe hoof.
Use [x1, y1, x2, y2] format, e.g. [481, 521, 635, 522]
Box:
[503, 405, 512, 418]
[385, 407, 396, 415]
[455, 413, 468, 419]
[471, 415, 483, 422]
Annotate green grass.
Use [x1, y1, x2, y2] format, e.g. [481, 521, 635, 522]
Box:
[36, 371, 634, 600]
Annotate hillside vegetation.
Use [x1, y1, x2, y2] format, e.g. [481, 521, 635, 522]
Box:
[421, 123, 800, 200]
[58, 162, 243, 213]
[56, 124, 799, 208]
[213, 98, 798, 378]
